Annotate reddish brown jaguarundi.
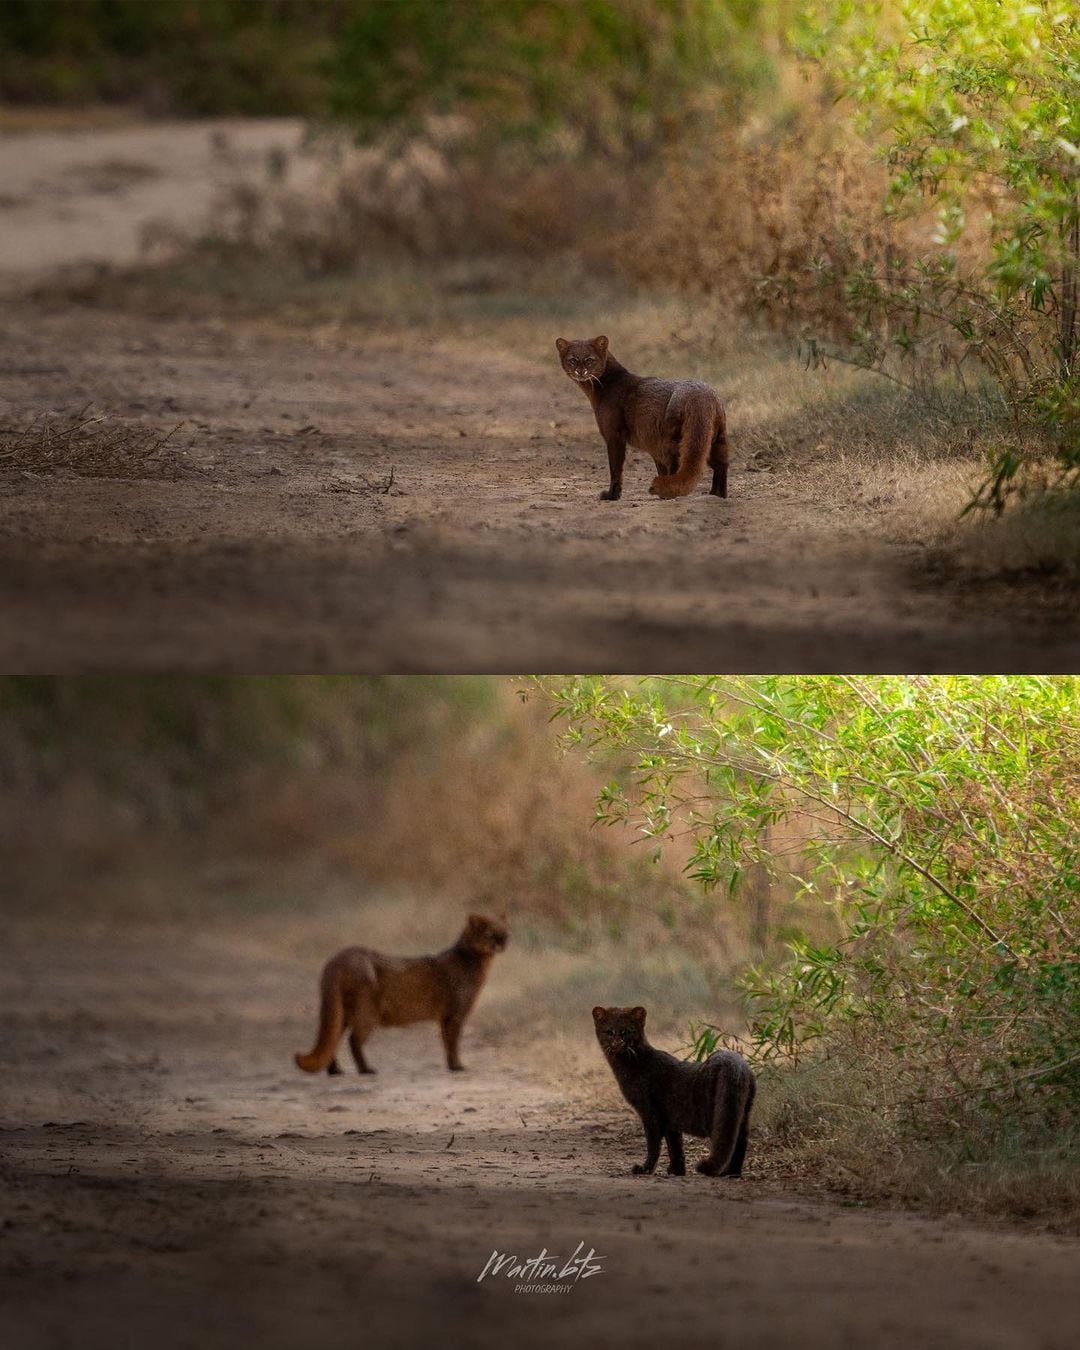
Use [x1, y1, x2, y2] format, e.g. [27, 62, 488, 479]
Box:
[556, 336, 729, 500]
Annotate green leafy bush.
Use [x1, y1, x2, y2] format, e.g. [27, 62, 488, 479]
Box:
[797, 1, 1080, 503]
[540, 675, 1080, 1136]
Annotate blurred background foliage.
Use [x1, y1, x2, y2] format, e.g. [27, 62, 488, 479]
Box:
[0, 0, 345, 114]
[0, 675, 806, 977]
[326, 0, 788, 157]
[0, 0, 787, 131]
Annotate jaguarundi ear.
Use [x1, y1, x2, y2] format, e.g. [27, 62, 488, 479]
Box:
[592, 1006, 608, 1023]
[555, 337, 569, 355]
[592, 335, 609, 355]
[466, 913, 482, 927]
[630, 1006, 647, 1024]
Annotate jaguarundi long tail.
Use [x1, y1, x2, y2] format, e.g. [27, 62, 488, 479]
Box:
[294, 977, 345, 1073]
[707, 1065, 755, 1175]
[648, 397, 714, 499]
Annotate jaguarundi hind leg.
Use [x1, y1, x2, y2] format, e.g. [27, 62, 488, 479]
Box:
[722, 1113, 750, 1177]
[348, 1029, 376, 1074]
[708, 425, 728, 498]
[347, 993, 378, 1073]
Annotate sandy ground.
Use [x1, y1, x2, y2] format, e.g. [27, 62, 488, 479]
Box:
[1, 303, 1077, 672]
[1, 912, 1077, 1350]
[0, 117, 311, 277]
[0, 117, 1076, 671]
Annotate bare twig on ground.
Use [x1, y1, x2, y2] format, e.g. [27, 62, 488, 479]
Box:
[328, 467, 396, 495]
[0, 408, 189, 479]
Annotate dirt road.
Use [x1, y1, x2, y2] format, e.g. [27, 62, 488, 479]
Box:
[0, 117, 310, 278]
[1, 914, 1077, 1350]
[1, 302, 1077, 672]
[0, 119, 1077, 671]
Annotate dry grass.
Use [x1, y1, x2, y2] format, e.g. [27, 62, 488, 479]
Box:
[749, 1050, 1080, 1233]
[958, 486, 1080, 578]
[0, 406, 192, 479]
[198, 123, 637, 274]
[626, 116, 904, 326]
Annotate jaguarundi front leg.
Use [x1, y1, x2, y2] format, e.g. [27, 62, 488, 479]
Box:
[600, 433, 626, 501]
[632, 1113, 663, 1175]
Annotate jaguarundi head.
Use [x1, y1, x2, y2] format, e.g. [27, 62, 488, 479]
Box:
[556, 335, 609, 384]
[593, 1004, 647, 1056]
[462, 912, 510, 955]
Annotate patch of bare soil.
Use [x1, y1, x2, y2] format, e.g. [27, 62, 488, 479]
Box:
[0, 914, 1077, 1350]
[0, 118, 311, 278]
[0, 302, 1077, 672]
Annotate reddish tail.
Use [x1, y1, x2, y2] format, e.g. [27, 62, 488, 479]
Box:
[650, 401, 713, 499]
[294, 978, 344, 1073]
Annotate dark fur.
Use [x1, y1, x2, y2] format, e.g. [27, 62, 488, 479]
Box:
[556, 335, 729, 500]
[593, 1005, 755, 1177]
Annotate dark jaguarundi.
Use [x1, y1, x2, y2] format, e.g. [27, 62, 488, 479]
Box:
[593, 1005, 755, 1177]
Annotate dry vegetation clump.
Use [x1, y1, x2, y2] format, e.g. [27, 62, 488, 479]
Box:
[202, 126, 638, 276]
[0, 407, 191, 480]
[752, 1030, 1080, 1232]
[956, 484, 1080, 578]
[624, 107, 999, 387]
[625, 118, 902, 325]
